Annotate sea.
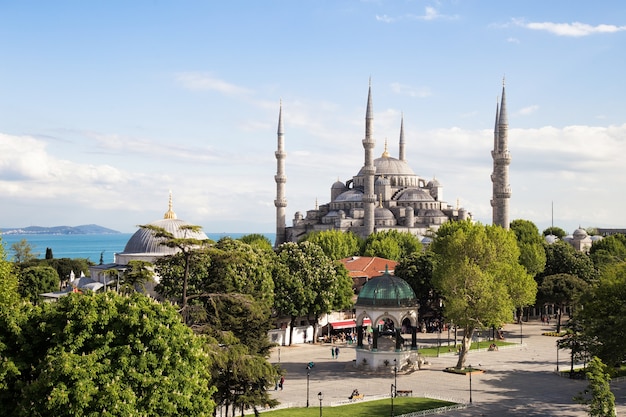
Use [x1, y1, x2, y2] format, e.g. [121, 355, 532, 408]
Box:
[0, 233, 275, 264]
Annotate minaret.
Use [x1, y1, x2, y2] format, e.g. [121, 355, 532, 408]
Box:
[399, 113, 406, 161]
[362, 81, 376, 237]
[491, 79, 512, 229]
[274, 101, 287, 246]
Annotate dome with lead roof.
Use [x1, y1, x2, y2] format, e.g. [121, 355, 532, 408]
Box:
[356, 268, 418, 307]
[121, 195, 209, 255]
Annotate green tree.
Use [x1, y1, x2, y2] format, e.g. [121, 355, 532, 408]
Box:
[576, 263, 626, 365]
[44, 258, 94, 286]
[510, 219, 546, 277]
[430, 221, 536, 368]
[301, 230, 362, 260]
[275, 241, 354, 344]
[17, 265, 59, 303]
[155, 238, 276, 355]
[543, 226, 567, 239]
[44, 247, 53, 260]
[589, 234, 626, 270]
[539, 273, 588, 332]
[10, 239, 38, 263]
[210, 332, 278, 416]
[363, 229, 422, 261]
[0, 292, 216, 417]
[540, 240, 597, 284]
[394, 251, 440, 319]
[574, 356, 616, 417]
[0, 236, 20, 315]
[238, 233, 274, 252]
[140, 224, 212, 318]
[118, 260, 154, 295]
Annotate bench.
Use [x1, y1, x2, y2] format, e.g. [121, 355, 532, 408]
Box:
[396, 390, 413, 397]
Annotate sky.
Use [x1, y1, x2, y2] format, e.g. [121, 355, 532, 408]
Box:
[1, 1, 626, 235]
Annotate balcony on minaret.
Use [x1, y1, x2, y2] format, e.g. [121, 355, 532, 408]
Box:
[274, 198, 287, 207]
[492, 150, 511, 164]
[275, 150, 286, 159]
[494, 186, 512, 199]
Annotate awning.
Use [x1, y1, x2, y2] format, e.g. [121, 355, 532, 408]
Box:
[329, 318, 372, 330]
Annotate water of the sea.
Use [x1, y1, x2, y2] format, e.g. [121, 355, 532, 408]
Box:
[0, 233, 275, 264]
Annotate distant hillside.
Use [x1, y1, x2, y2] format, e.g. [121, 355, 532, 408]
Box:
[0, 224, 121, 235]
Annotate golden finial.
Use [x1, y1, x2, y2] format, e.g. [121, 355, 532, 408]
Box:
[164, 191, 177, 219]
[382, 138, 390, 158]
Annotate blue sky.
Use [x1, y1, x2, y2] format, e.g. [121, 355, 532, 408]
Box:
[1, 1, 626, 234]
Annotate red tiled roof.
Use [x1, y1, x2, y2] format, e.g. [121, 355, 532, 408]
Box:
[339, 256, 398, 279]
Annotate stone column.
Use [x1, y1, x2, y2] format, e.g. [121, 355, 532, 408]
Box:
[372, 328, 379, 351]
[357, 325, 364, 348]
[395, 328, 403, 352]
[411, 326, 417, 350]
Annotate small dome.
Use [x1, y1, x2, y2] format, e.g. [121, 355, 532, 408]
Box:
[375, 176, 390, 186]
[356, 268, 418, 307]
[427, 178, 441, 187]
[122, 218, 209, 255]
[332, 180, 346, 189]
[375, 206, 395, 220]
[334, 189, 363, 202]
[573, 228, 588, 239]
[397, 188, 435, 202]
[544, 234, 559, 244]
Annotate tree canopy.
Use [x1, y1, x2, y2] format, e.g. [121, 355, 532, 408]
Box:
[430, 221, 536, 368]
[543, 226, 567, 239]
[362, 229, 422, 261]
[510, 219, 546, 277]
[300, 230, 362, 260]
[540, 240, 597, 284]
[0, 292, 216, 417]
[539, 273, 589, 332]
[394, 251, 439, 319]
[576, 263, 626, 365]
[274, 241, 354, 344]
[17, 265, 59, 303]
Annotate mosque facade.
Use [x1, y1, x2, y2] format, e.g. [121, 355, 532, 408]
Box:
[274, 83, 474, 246]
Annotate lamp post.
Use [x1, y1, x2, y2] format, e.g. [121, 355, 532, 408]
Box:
[390, 358, 397, 417]
[556, 342, 560, 372]
[468, 364, 473, 404]
[318, 392, 323, 417]
[520, 317, 523, 345]
[306, 366, 310, 408]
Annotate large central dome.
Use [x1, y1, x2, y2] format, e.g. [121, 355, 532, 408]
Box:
[357, 155, 416, 177]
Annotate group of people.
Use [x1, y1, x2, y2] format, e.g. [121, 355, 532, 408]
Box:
[331, 346, 340, 359]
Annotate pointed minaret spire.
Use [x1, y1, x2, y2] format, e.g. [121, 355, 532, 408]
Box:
[399, 113, 406, 161]
[491, 78, 511, 230]
[274, 100, 287, 247]
[493, 96, 500, 153]
[362, 80, 376, 237]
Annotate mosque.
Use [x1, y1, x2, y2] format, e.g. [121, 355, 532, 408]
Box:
[273, 82, 514, 246]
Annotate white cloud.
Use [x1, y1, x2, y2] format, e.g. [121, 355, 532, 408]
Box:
[174, 72, 253, 96]
[511, 18, 626, 37]
[376, 6, 458, 23]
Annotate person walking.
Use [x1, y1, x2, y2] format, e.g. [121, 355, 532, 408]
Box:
[279, 376, 285, 390]
[331, 347, 335, 359]
[335, 346, 340, 359]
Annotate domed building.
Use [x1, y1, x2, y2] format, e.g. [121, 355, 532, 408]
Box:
[353, 266, 420, 371]
[89, 193, 209, 295]
[274, 84, 472, 245]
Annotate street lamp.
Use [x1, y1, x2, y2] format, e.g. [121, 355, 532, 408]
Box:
[556, 341, 560, 372]
[520, 319, 523, 345]
[468, 364, 473, 404]
[317, 392, 323, 417]
[306, 365, 311, 407]
[391, 358, 397, 417]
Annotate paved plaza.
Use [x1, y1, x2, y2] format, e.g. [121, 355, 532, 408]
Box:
[268, 320, 626, 416]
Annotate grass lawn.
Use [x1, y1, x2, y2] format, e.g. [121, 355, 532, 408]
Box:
[259, 397, 456, 416]
[419, 339, 513, 357]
